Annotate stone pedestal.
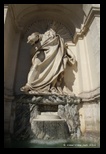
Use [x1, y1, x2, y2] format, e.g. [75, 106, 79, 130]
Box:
[12, 94, 81, 140]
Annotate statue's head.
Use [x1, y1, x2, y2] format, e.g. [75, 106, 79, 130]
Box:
[27, 32, 39, 45]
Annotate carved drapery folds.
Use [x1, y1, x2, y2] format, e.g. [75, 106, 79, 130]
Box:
[21, 21, 76, 96]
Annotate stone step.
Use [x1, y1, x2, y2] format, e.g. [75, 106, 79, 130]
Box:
[36, 115, 61, 120]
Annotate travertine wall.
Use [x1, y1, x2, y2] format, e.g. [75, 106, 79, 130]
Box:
[85, 17, 100, 90]
[79, 100, 100, 133]
[78, 4, 100, 134]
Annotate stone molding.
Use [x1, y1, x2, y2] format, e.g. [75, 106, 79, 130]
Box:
[73, 7, 100, 43]
[4, 95, 14, 102]
[78, 87, 100, 101]
[4, 86, 15, 102]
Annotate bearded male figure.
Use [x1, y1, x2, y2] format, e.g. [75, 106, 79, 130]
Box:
[21, 26, 76, 95]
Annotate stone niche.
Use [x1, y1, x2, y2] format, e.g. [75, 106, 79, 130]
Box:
[11, 94, 81, 140]
[14, 19, 78, 95]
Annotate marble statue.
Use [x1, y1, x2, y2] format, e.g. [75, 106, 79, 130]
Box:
[20, 25, 76, 95]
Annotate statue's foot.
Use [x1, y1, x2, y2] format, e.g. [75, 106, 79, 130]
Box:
[20, 85, 30, 92]
[49, 87, 59, 95]
[29, 91, 39, 94]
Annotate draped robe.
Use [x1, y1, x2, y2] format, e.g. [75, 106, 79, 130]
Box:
[24, 29, 75, 94]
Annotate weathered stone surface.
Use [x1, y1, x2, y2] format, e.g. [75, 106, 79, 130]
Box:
[58, 104, 81, 138]
[82, 101, 100, 132]
[31, 119, 70, 140]
[38, 104, 58, 112]
[14, 94, 81, 105]
[12, 94, 81, 140]
[36, 114, 60, 120]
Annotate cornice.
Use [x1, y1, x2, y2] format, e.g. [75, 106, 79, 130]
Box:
[73, 7, 100, 44]
[78, 87, 100, 102]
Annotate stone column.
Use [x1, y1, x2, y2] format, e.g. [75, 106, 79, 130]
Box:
[4, 5, 21, 136]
